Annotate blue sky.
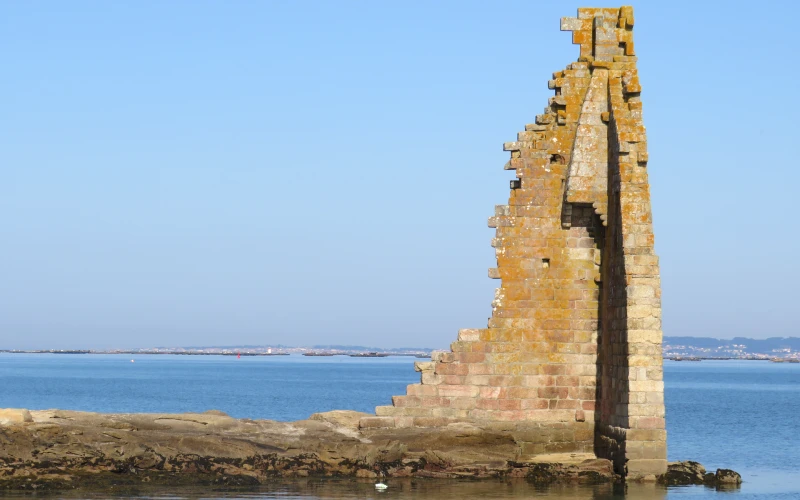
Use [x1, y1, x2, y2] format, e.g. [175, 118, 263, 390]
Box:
[1, 1, 797, 349]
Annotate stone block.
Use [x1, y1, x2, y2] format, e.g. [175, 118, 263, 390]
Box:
[627, 330, 661, 344]
[493, 410, 527, 421]
[359, 417, 395, 429]
[431, 351, 454, 363]
[555, 399, 580, 410]
[414, 361, 434, 372]
[391, 416, 413, 428]
[437, 385, 480, 398]
[642, 441, 667, 460]
[449, 341, 472, 353]
[468, 363, 493, 375]
[450, 398, 478, 410]
[479, 386, 501, 398]
[431, 408, 470, 419]
[626, 428, 666, 442]
[627, 459, 667, 476]
[392, 396, 419, 408]
[498, 399, 522, 411]
[476, 399, 500, 410]
[406, 384, 438, 397]
[560, 17, 586, 31]
[521, 399, 550, 410]
[412, 417, 452, 427]
[628, 380, 664, 393]
[544, 440, 583, 453]
[401, 407, 438, 417]
[456, 352, 485, 363]
[463, 375, 490, 386]
[632, 417, 665, 430]
[421, 372, 443, 385]
[441, 375, 465, 385]
[457, 329, 482, 341]
[375, 406, 396, 416]
[435, 363, 468, 376]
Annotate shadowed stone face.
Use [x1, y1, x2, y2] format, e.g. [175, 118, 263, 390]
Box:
[364, 5, 666, 478]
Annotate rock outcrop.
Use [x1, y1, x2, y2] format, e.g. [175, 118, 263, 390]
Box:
[0, 409, 619, 491]
[0, 410, 740, 492]
[660, 461, 742, 489]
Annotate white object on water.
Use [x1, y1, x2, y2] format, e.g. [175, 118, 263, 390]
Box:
[131, 360, 135, 363]
[375, 482, 388, 490]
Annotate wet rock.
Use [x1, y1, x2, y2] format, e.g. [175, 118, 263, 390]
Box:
[521, 459, 615, 485]
[661, 460, 706, 485]
[714, 468, 742, 485]
[660, 461, 741, 489]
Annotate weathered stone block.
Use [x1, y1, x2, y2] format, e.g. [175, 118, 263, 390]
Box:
[359, 417, 395, 429]
[412, 417, 452, 427]
[632, 417, 665, 430]
[437, 385, 480, 398]
[414, 361, 434, 372]
[457, 329, 482, 341]
[406, 384, 438, 397]
[431, 351, 454, 363]
[629, 380, 664, 393]
[421, 372, 443, 385]
[627, 428, 667, 442]
[375, 406, 396, 416]
[627, 459, 667, 476]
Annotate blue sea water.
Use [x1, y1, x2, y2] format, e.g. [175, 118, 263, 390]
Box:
[0, 354, 798, 499]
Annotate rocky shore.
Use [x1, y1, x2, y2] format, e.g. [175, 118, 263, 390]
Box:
[0, 409, 739, 492]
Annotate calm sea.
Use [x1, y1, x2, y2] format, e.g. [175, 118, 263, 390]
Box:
[1, 354, 798, 499]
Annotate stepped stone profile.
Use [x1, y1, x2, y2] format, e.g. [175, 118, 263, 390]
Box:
[361, 6, 666, 477]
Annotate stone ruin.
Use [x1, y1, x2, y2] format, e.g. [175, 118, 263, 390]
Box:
[359, 6, 666, 478]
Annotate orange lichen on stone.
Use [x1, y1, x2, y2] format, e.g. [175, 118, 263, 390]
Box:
[363, 6, 666, 479]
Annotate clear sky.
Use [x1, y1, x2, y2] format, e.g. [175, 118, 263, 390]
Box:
[1, 1, 797, 350]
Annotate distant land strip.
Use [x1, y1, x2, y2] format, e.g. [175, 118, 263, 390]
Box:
[1, 336, 799, 360]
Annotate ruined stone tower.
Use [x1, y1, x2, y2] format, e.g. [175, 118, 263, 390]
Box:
[360, 6, 666, 477]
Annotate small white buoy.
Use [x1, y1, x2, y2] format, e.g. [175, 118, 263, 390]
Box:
[131, 359, 135, 363]
[374, 482, 388, 490]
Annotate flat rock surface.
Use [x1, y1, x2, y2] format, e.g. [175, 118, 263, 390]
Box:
[0, 409, 618, 491]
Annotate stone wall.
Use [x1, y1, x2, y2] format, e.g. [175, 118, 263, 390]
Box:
[361, 6, 666, 478]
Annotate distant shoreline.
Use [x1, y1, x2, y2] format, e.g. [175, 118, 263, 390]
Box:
[1, 351, 798, 361]
[0, 350, 429, 357]
[3, 335, 800, 360]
